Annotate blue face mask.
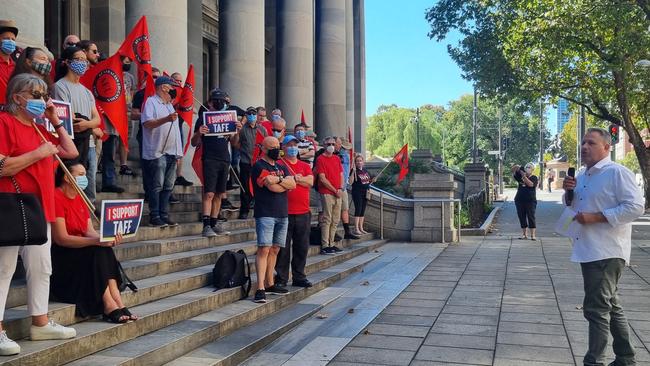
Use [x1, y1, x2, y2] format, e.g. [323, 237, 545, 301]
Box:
[286, 146, 299, 157]
[69, 60, 88, 76]
[75, 175, 88, 190]
[246, 114, 256, 123]
[271, 115, 280, 121]
[1, 39, 16, 55]
[296, 130, 306, 140]
[23, 98, 47, 118]
[273, 131, 282, 138]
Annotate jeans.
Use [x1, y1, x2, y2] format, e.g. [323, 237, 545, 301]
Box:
[101, 135, 117, 188]
[239, 163, 252, 214]
[143, 154, 177, 220]
[85, 146, 97, 204]
[255, 217, 288, 247]
[581, 258, 636, 366]
[276, 213, 311, 284]
[320, 193, 342, 246]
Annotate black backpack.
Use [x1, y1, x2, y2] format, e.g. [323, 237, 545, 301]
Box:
[212, 249, 251, 299]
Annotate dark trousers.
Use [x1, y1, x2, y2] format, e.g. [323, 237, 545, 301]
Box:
[515, 200, 536, 228]
[275, 213, 311, 284]
[581, 258, 635, 366]
[352, 189, 368, 217]
[239, 162, 252, 214]
[101, 135, 117, 188]
[143, 155, 177, 220]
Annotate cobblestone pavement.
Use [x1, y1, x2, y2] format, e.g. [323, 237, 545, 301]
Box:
[330, 189, 650, 366]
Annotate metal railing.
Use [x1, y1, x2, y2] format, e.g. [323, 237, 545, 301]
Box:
[369, 185, 462, 243]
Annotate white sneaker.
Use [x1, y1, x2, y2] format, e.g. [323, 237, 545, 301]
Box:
[0, 330, 20, 356]
[30, 320, 76, 341]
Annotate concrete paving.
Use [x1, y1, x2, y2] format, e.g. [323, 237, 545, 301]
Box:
[328, 188, 650, 366]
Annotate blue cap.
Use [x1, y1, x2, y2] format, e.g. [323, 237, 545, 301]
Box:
[282, 135, 299, 145]
[155, 75, 175, 87]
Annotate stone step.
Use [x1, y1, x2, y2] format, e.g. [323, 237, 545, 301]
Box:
[66, 242, 385, 366]
[0, 238, 384, 366]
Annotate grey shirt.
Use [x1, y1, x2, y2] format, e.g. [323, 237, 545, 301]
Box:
[53, 77, 97, 146]
[238, 122, 268, 165]
[140, 95, 183, 160]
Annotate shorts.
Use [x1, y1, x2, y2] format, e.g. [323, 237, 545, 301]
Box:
[203, 159, 230, 194]
[341, 190, 350, 211]
[255, 217, 289, 247]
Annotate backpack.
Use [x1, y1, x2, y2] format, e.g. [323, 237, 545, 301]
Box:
[212, 249, 251, 299]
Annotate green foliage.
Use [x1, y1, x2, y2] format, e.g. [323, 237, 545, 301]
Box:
[559, 116, 578, 166]
[620, 151, 641, 174]
[372, 159, 432, 198]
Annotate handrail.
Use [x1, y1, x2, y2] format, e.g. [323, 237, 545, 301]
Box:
[368, 185, 461, 243]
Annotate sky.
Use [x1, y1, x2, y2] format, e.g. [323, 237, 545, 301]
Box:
[365, 0, 559, 135]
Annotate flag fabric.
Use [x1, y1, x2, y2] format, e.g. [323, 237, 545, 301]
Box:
[251, 130, 265, 164]
[191, 144, 204, 185]
[177, 64, 195, 154]
[141, 72, 156, 110]
[300, 109, 306, 125]
[117, 16, 153, 90]
[80, 53, 129, 151]
[393, 143, 409, 184]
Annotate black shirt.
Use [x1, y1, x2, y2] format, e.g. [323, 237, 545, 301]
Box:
[514, 173, 538, 202]
[252, 159, 290, 218]
[351, 168, 372, 192]
[194, 106, 234, 162]
[132, 89, 145, 110]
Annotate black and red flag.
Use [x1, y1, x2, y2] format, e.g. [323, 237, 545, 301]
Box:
[117, 16, 153, 90]
[393, 143, 409, 184]
[176, 64, 195, 154]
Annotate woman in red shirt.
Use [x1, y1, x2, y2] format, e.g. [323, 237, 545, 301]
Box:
[50, 162, 135, 324]
[0, 73, 78, 356]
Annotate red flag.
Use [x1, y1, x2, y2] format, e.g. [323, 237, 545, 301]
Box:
[141, 72, 156, 110]
[176, 65, 195, 154]
[80, 53, 129, 151]
[300, 109, 306, 125]
[117, 16, 153, 90]
[251, 129, 265, 164]
[348, 125, 354, 164]
[392, 144, 409, 184]
[191, 144, 204, 185]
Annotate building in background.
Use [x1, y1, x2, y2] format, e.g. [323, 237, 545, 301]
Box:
[557, 98, 571, 133]
[5, 0, 367, 152]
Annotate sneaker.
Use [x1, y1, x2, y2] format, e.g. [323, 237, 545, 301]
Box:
[175, 176, 193, 186]
[150, 217, 168, 228]
[221, 199, 238, 211]
[292, 279, 313, 288]
[169, 195, 181, 204]
[30, 320, 76, 341]
[213, 223, 230, 235]
[0, 330, 20, 356]
[202, 225, 217, 237]
[344, 232, 360, 240]
[119, 165, 134, 176]
[330, 246, 343, 253]
[101, 185, 125, 193]
[266, 284, 289, 295]
[253, 289, 267, 303]
[163, 218, 178, 227]
[320, 246, 336, 255]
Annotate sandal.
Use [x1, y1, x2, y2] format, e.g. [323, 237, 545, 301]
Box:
[102, 308, 129, 323]
[531, 237, 537, 241]
[121, 307, 138, 321]
[518, 236, 528, 240]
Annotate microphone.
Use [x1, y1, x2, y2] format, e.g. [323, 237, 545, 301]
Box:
[566, 167, 575, 206]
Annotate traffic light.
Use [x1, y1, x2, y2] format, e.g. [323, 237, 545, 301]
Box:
[609, 125, 619, 144]
[501, 137, 509, 151]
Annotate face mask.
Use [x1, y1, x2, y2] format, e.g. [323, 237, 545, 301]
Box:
[525, 167, 533, 174]
[1, 39, 16, 55]
[273, 131, 282, 138]
[31, 61, 52, 76]
[326, 145, 335, 154]
[286, 146, 299, 157]
[122, 63, 132, 72]
[271, 115, 280, 121]
[296, 130, 306, 139]
[69, 60, 88, 76]
[168, 88, 177, 100]
[23, 98, 47, 118]
[75, 175, 88, 190]
[214, 100, 226, 111]
[246, 114, 256, 123]
[267, 148, 281, 160]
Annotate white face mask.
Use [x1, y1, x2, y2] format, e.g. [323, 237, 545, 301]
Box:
[326, 145, 335, 154]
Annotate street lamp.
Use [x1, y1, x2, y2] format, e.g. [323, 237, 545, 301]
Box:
[411, 108, 420, 150]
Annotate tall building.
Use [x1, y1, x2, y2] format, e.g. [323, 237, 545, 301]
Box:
[4, 0, 367, 152]
[557, 98, 571, 133]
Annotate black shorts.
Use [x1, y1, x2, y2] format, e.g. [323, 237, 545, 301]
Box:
[203, 159, 230, 194]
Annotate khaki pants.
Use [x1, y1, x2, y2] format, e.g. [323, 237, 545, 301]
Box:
[320, 193, 341, 246]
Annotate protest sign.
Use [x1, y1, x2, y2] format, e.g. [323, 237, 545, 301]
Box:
[203, 110, 238, 136]
[100, 199, 144, 242]
[43, 99, 74, 139]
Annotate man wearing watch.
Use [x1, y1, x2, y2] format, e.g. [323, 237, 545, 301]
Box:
[315, 136, 344, 254]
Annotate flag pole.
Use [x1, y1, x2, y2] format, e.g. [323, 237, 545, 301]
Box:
[373, 160, 393, 181]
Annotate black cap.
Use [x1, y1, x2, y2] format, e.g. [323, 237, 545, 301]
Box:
[210, 88, 227, 101]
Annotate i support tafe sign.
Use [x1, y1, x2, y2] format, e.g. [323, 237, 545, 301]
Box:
[100, 199, 144, 241]
[203, 110, 238, 136]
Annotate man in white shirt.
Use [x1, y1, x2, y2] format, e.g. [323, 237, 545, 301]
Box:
[141, 76, 183, 227]
[563, 127, 644, 366]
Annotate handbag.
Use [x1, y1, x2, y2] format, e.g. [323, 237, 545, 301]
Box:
[0, 158, 48, 246]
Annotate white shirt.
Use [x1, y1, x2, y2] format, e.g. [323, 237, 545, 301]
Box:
[140, 95, 182, 160]
[566, 156, 644, 264]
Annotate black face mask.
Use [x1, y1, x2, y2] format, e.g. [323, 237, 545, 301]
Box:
[122, 63, 131, 72]
[168, 88, 177, 99]
[213, 100, 226, 110]
[267, 148, 281, 161]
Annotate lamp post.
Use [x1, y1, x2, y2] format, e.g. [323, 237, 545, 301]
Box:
[497, 109, 503, 195]
[412, 107, 420, 150]
[539, 99, 545, 191]
[472, 87, 478, 163]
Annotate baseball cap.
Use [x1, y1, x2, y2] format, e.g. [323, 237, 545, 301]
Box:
[282, 135, 299, 145]
[154, 75, 175, 87]
[210, 88, 227, 101]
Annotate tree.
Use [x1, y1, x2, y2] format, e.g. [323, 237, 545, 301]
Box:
[426, 0, 650, 205]
[559, 116, 578, 166]
[620, 151, 641, 174]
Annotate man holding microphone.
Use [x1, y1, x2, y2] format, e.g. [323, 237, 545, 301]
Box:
[563, 127, 644, 366]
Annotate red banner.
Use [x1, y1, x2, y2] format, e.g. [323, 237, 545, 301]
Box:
[191, 144, 204, 185]
[177, 64, 195, 154]
[80, 54, 129, 151]
[117, 16, 153, 90]
[393, 144, 409, 184]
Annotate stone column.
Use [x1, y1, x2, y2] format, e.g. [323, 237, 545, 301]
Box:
[353, 0, 366, 153]
[315, 0, 346, 139]
[187, 0, 203, 103]
[210, 44, 219, 89]
[265, 0, 277, 109]
[3, 0, 45, 49]
[345, 0, 355, 139]
[89, 0, 125, 55]
[219, 0, 265, 107]
[411, 173, 458, 242]
[126, 0, 188, 79]
[277, 0, 314, 127]
[464, 162, 490, 202]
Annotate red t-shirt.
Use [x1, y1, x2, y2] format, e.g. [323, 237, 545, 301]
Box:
[279, 159, 312, 215]
[0, 112, 60, 222]
[54, 189, 89, 237]
[260, 120, 273, 136]
[0, 57, 15, 105]
[315, 153, 343, 195]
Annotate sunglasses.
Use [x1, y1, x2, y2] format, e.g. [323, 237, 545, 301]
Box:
[247, 111, 257, 115]
[24, 91, 50, 101]
[65, 42, 77, 47]
[326, 143, 336, 146]
[272, 129, 283, 133]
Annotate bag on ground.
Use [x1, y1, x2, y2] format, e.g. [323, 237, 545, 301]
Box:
[212, 249, 251, 299]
